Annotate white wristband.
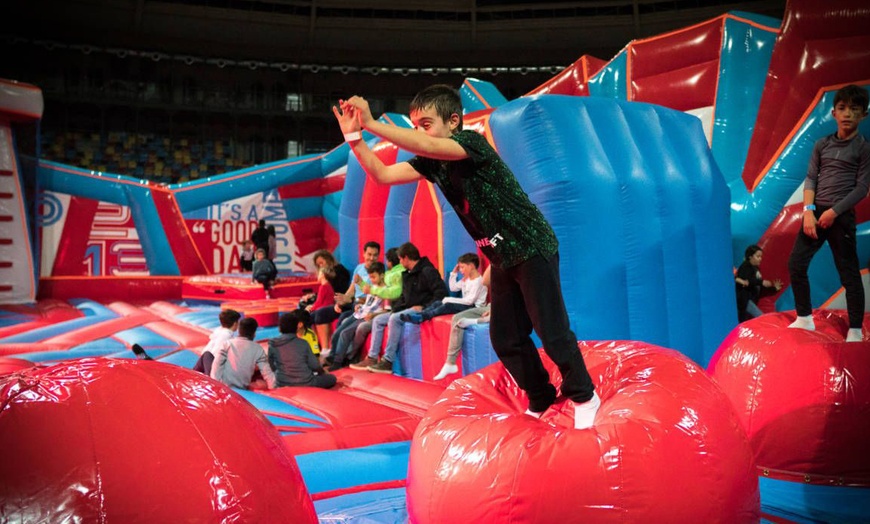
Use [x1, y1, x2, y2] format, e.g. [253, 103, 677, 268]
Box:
[344, 131, 362, 143]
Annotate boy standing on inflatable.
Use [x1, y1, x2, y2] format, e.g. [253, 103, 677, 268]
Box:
[333, 84, 600, 429]
[788, 84, 870, 342]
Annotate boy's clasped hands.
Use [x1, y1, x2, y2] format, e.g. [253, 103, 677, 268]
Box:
[333, 97, 378, 135]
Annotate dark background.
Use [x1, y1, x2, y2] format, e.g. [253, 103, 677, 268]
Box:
[2, 0, 785, 177]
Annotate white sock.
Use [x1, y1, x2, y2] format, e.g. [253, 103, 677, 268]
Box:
[574, 392, 601, 430]
[433, 362, 459, 380]
[524, 409, 544, 419]
[788, 315, 815, 331]
[846, 328, 863, 342]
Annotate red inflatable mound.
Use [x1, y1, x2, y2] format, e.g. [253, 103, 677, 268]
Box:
[708, 310, 870, 486]
[0, 357, 36, 377]
[408, 341, 759, 523]
[0, 358, 317, 523]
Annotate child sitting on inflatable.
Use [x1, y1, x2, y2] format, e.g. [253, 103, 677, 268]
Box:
[327, 261, 387, 371]
[211, 316, 278, 390]
[251, 248, 277, 297]
[268, 310, 336, 389]
[400, 252, 487, 325]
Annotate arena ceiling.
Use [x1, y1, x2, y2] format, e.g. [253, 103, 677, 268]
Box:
[6, 0, 785, 69]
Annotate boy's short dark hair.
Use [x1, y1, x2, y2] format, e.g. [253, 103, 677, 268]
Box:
[834, 85, 869, 113]
[238, 317, 258, 340]
[367, 261, 386, 275]
[280, 309, 310, 334]
[384, 247, 400, 267]
[409, 84, 463, 132]
[397, 242, 420, 261]
[457, 252, 480, 268]
[363, 241, 381, 254]
[297, 308, 312, 329]
[219, 309, 242, 329]
[255, 248, 266, 256]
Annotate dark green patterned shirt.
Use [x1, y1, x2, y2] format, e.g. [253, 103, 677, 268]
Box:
[408, 130, 558, 268]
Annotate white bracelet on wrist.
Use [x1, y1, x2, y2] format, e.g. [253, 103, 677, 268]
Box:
[344, 131, 362, 143]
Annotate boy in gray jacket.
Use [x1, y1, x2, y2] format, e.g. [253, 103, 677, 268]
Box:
[269, 310, 337, 388]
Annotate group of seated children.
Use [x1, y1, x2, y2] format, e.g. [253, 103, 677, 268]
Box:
[326, 261, 387, 371]
[131, 242, 493, 387]
[324, 246, 404, 369]
[351, 242, 488, 377]
[288, 241, 490, 379]
[308, 249, 353, 350]
[133, 307, 336, 390]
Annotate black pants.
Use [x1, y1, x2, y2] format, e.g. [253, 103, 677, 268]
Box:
[307, 373, 337, 389]
[788, 207, 865, 328]
[490, 252, 594, 412]
[254, 274, 273, 290]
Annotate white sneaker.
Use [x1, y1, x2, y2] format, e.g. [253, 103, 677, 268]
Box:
[456, 318, 478, 328]
[788, 315, 815, 331]
[574, 392, 601, 430]
[846, 328, 863, 343]
[433, 362, 459, 380]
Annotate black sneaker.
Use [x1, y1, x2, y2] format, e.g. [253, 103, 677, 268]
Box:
[368, 359, 393, 374]
[131, 344, 153, 361]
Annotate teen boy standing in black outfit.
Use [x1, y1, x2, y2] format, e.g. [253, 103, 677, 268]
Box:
[333, 85, 600, 429]
[788, 84, 870, 342]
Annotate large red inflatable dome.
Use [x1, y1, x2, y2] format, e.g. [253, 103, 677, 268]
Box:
[407, 341, 759, 523]
[708, 310, 870, 485]
[0, 358, 317, 523]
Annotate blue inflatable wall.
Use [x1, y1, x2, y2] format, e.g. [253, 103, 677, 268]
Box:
[490, 95, 735, 365]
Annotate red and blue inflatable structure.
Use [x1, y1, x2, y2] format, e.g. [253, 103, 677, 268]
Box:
[1, 1, 869, 522]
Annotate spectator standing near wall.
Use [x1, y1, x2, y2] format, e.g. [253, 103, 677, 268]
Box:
[267, 224, 277, 261]
[251, 219, 270, 258]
